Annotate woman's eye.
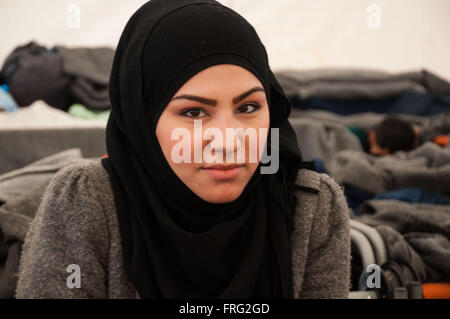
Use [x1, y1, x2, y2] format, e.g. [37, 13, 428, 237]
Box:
[181, 108, 207, 118]
[238, 103, 260, 114]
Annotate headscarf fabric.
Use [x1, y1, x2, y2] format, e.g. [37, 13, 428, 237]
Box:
[102, 0, 305, 298]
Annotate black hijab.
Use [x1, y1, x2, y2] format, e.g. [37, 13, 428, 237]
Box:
[101, 0, 305, 298]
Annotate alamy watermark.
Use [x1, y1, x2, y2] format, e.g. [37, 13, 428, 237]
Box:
[66, 264, 81, 289]
[365, 264, 381, 289]
[170, 120, 279, 174]
[366, 4, 381, 29]
[66, 3, 81, 29]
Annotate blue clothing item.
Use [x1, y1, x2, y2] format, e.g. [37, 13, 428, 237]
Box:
[1, 84, 9, 92]
[290, 92, 450, 116]
[346, 126, 370, 153]
[353, 188, 450, 215]
[0, 85, 19, 112]
[312, 158, 330, 175]
[343, 184, 374, 214]
[373, 188, 450, 206]
[311, 159, 374, 214]
[291, 96, 395, 115]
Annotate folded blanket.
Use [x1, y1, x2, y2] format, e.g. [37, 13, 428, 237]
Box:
[1, 42, 71, 109]
[290, 109, 432, 133]
[55, 46, 114, 85]
[288, 117, 362, 165]
[0, 149, 96, 298]
[276, 68, 450, 100]
[56, 46, 114, 111]
[1, 41, 114, 112]
[329, 142, 450, 194]
[357, 199, 450, 282]
[419, 112, 450, 143]
[291, 92, 450, 117]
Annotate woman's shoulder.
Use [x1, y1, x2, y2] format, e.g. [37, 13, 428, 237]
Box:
[50, 159, 115, 208]
[292, 168, 351, 299]
[52, 159, 112, 192]
[295, 168, 346, 200]
[35, 159, 116, 238]
[17, 159, 117, 298]
[294, 168, 349, 230]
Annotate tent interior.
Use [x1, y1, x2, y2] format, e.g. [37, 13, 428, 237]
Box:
[0, 0, 449, 300]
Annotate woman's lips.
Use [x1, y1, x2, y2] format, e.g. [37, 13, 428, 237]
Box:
[201, 164, 244, 180]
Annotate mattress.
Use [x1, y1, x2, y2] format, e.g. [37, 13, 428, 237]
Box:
[0, 101, 107, 174]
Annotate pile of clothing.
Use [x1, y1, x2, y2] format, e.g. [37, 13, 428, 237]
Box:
[282, 68, 450, 292]
[0, 149, 96, 298]
[0, 41, 114, 116]
[277, 68, 450, 116]
[0, 84, 18, 112]
[357, 199, 450, 284]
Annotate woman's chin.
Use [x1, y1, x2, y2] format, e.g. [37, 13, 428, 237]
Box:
[196, 186, 244, 204]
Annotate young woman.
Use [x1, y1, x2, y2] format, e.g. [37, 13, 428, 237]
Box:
[16, 0, 350, 298]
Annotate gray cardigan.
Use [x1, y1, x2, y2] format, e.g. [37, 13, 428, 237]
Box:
[15, 160, 351, 299]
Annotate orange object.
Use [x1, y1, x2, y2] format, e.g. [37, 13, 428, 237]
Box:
[422, 283, 450, 299]
[101, 153, 109, 159]
[433, 135, 449, 147]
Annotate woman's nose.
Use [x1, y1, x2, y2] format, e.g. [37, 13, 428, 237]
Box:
[204, 115, 245, 160]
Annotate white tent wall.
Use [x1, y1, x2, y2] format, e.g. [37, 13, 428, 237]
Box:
[0, 0, 449, 79]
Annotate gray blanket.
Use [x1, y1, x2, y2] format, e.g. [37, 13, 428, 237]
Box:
[289, 117, 362, 165]
[0, 149, 95, 298]
[419, 112, 450, 142]
[290, 108, 431, 133]
[357, 199, 450, 282]
[56, 46, 114, 85]
[0, 127, 106, 175]
[56, 46, 114, 111]
[329, 142, 450, 194]
[276, 68, 450, 100]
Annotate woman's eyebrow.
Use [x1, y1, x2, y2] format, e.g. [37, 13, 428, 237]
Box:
[171, 86, 265, 106]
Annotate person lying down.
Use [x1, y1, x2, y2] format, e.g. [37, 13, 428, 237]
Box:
[368, 115, 450, 156]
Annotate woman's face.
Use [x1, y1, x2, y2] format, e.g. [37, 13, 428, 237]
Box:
[156, 64, 270, 203]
